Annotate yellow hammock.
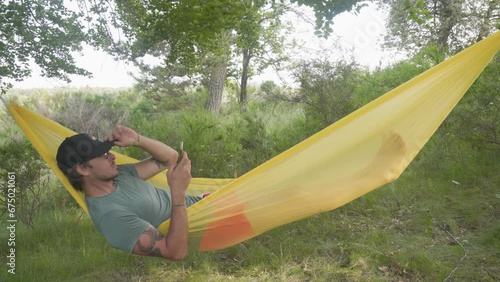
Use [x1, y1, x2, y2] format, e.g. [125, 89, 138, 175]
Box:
[5, 31, 500, 252]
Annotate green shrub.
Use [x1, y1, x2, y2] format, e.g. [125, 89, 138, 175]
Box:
[0, 138, 52, 229]
[449, 56, 499, 150]
[293, 59, 362, 129]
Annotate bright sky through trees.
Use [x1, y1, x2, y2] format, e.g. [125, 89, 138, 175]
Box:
[12, 2, 403, 89]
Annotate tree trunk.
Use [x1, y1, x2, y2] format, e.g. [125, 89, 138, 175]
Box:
[239, 48, 251, 112]
[205, 59, 227, 114]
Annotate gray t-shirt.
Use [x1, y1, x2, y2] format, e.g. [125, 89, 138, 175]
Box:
[85, 164, 201, 253]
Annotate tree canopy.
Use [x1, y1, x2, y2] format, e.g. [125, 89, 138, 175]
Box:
[290, 0, 367, 37]
[80, 0, 366, 112]
[382, 0, 499, 54]
[0, 0, 90, 93]
[2, 0, 497, 98]
[0, 0, 366, 96]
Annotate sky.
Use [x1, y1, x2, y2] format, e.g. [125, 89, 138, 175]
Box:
[11, 3, 404, 89]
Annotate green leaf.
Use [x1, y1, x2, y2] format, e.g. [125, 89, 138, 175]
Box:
[0, 0, 89, 93]
[403, 0, 412, 10]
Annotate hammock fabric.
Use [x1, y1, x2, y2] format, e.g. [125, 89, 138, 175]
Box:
[6, 31, 500, 251]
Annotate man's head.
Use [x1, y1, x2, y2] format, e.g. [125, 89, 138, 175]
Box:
[57, 134, 115, 191]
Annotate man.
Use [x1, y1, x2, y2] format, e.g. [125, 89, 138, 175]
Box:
[56, 125, 201, 260]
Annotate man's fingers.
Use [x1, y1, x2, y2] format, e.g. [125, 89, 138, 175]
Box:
[175, 152, 191, 172]
[167, 151, 191, 192]
[167, 159, 177, 173]
[181, 151, 188, 161]
[180, 152, 191, 167]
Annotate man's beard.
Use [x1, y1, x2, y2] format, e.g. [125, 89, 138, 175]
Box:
[100, 172, 118, 182]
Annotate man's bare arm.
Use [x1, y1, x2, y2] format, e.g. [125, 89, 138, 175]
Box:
[132, 134, 179, 180]
[133, 225, 167, 258]
[132, 152, 191, 260]
[132, 219, 188, 261]
[106, 126, 179, 180]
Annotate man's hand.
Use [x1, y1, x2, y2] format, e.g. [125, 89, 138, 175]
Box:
[105, 125, 138, 147]
[167, 152, 191, 195]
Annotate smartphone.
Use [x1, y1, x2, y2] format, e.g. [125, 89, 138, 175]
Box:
[178, 141, 184, 162]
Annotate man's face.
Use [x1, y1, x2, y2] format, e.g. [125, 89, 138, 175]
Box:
[85, 152, 119, 181]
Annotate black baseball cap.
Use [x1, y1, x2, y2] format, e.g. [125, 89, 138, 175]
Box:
[56, 133, 114, 172]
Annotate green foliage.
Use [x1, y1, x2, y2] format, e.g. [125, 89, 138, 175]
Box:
[87, 0, 242, 67]
[0, 138, 51, 228]
[42, 90, 133, 139]
[85, 0, 293, 112]
[448, 56, 500, 149]
[128, 106, 274, 178]
[384, 0, 499, 54]
[403, 0, 433, 26]
[90, 0, 362, 67]
[231, 112, 272, 171]
[133, 63, 194, 103]
[293, 59, 362, 129]
[268, 111, 315, 155]
[178, 110, 242, 178]
[0, 0, 90, 93]
[259, 80, 280, 96]
[289, 0, 367, 38]
[355, 58, 432, 106]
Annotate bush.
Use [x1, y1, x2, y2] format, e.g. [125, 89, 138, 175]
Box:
[355, 59, 432, 106]
[0, 138, 52, 229]
[293, 59, 362, 129]
[450, 56, 499, 150]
